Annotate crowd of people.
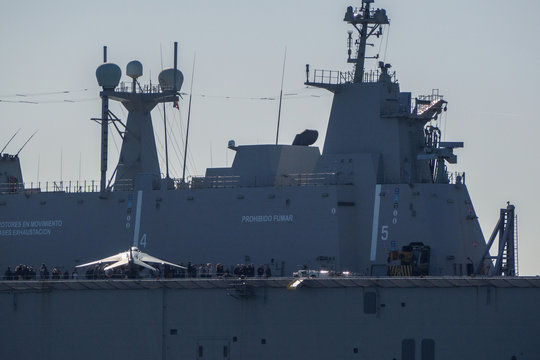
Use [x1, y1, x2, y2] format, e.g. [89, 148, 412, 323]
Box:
[2, 264, 72, 280]
[3, 261, 274, 280]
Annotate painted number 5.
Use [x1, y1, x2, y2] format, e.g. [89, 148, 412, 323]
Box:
[380, 225, 389, 241]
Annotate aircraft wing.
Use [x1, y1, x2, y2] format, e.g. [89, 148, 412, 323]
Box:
[103, 258, 130, 271]
[138, 252, 186, 269]
[132, 258, 158, 272]
[76, 252, 125, 268]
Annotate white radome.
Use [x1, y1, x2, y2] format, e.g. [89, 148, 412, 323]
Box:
[158, 68, 184, 91]
[126, 60, 143, 79]
[96, 63, 121, 89]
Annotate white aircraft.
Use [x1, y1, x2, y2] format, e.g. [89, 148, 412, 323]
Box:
[76, 246, 186, 273]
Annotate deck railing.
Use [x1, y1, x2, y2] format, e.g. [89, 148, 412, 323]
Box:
[0, 180, 100, 194]
[0, 171, 356, 194]
[306, 68, 397, 86]
[0, 170, 466, 194]
[308, 69, 355, 85]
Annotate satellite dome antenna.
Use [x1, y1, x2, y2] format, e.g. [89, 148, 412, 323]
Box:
[158, 42, 183, 93]
[95, 48, 121, 90]
[126, 60, 143, 93]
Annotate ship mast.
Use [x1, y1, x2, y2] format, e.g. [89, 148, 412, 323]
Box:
[345, 0, 389, 83]
[99, 46, 110, 193]
[95, 45, 183, 191]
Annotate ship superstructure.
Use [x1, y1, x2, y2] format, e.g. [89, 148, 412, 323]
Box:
[1, 1, 537, 359]
[0, 1, 515, 278]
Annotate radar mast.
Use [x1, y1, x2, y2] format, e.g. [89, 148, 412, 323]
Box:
[344, 0, 389, 83]
[95, 44, 183, 192]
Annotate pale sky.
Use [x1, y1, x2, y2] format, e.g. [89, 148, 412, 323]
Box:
[1, 0, 539, 274]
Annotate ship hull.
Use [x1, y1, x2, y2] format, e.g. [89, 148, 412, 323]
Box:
[1, 277, 538, 360]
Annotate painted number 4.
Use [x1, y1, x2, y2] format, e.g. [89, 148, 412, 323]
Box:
[139, 234, 147, 248]
[380, 225, 389, 241]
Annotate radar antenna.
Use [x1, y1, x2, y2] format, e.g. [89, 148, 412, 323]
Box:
[344, 0, 389, 83]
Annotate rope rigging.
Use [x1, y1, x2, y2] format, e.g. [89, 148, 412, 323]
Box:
[0, 87, 328, 105]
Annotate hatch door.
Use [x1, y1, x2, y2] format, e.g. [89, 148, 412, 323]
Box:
[196, 339, 230, 360]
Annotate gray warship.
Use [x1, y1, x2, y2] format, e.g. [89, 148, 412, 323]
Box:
[1, 1, 539, 359]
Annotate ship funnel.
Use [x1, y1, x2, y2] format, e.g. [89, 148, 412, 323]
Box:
[126, 60, 143, 79]
[158, 68, 184, 92]
[96, 63, 121, 89]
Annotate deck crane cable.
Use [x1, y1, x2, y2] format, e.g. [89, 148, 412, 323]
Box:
[165, 109, 184, 177]
[159, 103, 185, 177]
[383, 23, 391, 62]
[182, 54, 198, 180]
[156, 105, 181, 177]
[0, 88, 95, 98]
